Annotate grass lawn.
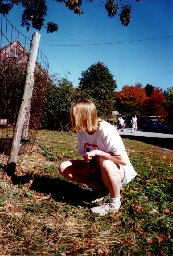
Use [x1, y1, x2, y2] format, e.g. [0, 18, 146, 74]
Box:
[0, 130, 173, 255]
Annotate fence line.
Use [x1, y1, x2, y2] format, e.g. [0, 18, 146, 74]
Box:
[0, 14, 49, 72]
[0, 14, 50, 159]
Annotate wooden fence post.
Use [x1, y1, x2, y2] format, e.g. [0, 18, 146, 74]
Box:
[8, 32, 40, 167]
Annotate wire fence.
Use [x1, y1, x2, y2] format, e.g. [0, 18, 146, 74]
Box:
[0, 14, 50, 156]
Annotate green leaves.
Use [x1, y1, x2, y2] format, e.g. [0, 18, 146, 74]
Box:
[0, 193, 7, 205]
[79, 62, 117, 118]
[119, 4, 132, 26]
[0, 2, 13, 14]
[1, 0, 142, 32]
[105, 0, 118, 18]
[47, 22, 58, 33]
[42, 78, 75, 130]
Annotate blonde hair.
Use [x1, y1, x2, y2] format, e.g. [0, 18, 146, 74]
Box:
[70, 99, 99, 133]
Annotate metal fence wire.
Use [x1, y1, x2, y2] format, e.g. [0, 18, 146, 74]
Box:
[0, 14, 50, 156]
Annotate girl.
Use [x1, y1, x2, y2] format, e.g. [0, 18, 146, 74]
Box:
[58, 99, 137, 216]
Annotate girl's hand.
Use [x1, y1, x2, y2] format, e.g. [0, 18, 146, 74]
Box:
[84, 150, 97, 162]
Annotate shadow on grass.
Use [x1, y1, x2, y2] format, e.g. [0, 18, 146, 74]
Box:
[3, 163, 95, 206]
[121, 134, 173, 150]
[30, 175, 95, 206]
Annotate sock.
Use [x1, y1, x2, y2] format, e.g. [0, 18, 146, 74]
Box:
[109, 195, 121, 204]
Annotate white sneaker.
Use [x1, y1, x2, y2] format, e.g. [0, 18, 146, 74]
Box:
[91, 201, 121, 216]
[91, 196, 105, 204]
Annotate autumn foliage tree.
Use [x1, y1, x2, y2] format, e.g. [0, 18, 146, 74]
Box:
[115, 85, 147, 116]
[115, 85, 167, 117]
[0, 0, 142, 32]
[143, 87, 166, 116]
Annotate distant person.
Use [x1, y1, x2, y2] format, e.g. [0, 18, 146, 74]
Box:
[131, 115, 138, 133]
[58, 99, 137, 216]
[117, 116, 125, 132]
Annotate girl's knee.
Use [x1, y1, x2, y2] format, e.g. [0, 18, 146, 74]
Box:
[58, 160, 71, 175]
[101, 159, 121, 177]
[101, 159, 115, 171]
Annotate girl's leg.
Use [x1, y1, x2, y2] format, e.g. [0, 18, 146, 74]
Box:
[58, 159, 92, 185]
[100, 159, 124, 199]
[90, 160, 125, 215]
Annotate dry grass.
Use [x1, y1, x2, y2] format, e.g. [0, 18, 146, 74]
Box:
[0, 130, 172, 255]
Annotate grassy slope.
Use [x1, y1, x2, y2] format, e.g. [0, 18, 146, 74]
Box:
[0, 130, 172, 255]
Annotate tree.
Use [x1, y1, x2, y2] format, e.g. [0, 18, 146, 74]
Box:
[115, 84, 167, 118]
[135, 82, 143, 88]
[78, 62, 117, 118]
[42, 82, 59, 130]
[143, 87, 166, 117]
[145, 83, 154, 97]
[42, 78, 75, 130]
[115, 85, 147, 116]
[56, 78, 76, 130]
[0, 60, 48, 130]
[0, 0, 142, 33]
[164, 87, 173, 124]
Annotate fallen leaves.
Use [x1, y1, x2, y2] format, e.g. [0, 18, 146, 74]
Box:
[132, 203, 145, 214]
[0, 130, 173, 255]
[162, 208, 173, 216]
[146, 233, 170, 244]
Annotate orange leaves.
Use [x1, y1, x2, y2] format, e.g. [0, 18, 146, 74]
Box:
[146, 233, 170, 244]
[120, 238, 135, 247]
[132, 202, 145, 214]
[97, 246, 110, 255]
[162, 208, 173, 216]
[115, 84, 167, 116]
[57, 152, 65, 161]
[115, 85, 147, 114]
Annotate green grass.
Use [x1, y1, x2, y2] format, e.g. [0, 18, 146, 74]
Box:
[0, 130, 172, 255]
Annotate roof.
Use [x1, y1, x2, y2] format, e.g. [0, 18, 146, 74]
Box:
[0, 39, 50, 80]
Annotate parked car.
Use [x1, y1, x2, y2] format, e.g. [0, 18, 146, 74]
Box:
[142, 121, 173, 133]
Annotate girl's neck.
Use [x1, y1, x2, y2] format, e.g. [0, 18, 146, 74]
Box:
[87, 131, 95, 135]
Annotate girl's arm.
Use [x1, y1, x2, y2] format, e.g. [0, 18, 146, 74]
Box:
[85, 150, 127, 166]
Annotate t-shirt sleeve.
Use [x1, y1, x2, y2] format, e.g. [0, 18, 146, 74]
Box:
[102, 124, 126, 156]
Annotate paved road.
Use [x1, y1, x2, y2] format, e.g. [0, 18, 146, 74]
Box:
[117, 128, 173, 139]
[116, 128, 173, 151]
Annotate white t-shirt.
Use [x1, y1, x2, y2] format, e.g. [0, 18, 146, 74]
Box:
[77, 120, 137, 184]
[131, 117, 137, 124]
[118, 117, 125, 125]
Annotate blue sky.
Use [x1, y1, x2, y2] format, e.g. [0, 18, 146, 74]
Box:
[2, 0, 173, 91]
